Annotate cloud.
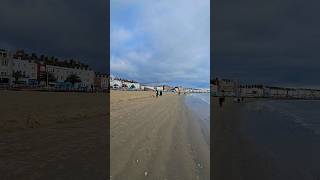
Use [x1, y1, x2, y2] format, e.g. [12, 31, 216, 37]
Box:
[212, 0, 320, 87]
[111, 0, 210, 88]
[0, 0, 107, 73]
[111, 26, 134, 49]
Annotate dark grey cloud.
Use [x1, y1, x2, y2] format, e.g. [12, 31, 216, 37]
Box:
[212, 0, 320, 87]
[0, 0, 108, 73]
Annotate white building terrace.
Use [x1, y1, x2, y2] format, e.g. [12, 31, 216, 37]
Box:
[0, 49, 106, 91]
[212, 78, 320, 99]
[110, 76, 141, 90]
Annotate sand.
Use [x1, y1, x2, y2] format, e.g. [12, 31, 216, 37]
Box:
[0, 90, 108, 179]
[110, 90, 210, 180]
[0, 90, 210, 179]
[212, 97, 274, 180]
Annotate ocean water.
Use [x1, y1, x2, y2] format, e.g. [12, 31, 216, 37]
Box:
[243, 100, 320, 179]
[184, 93, 210, 144]
[247, 100, 320, 135]
[184, 93, 210, 123]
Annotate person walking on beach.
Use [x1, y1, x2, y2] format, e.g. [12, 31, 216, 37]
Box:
[160, 90, 163, 96]
[219, 96, 225, 108]
[156, 90, 159, 98]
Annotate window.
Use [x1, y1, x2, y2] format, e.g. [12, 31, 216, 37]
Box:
[1, 59, 8, 66]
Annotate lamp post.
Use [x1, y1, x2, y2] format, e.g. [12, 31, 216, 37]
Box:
[46, 71, 49, 89]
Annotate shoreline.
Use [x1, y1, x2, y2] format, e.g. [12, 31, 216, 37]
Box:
[184, 93, 210, 146]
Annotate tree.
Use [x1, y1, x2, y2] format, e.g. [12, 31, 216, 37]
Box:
[12, 71, 23, 83]
[31, 53, 38, 60]
[47, 72, 57, 83]
[65, 74, 81, 87]
[40, 72, 56, 86]
[40, 55, 44, 61]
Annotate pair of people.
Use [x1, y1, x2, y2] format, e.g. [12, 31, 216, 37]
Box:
[156, 90, 163, 97]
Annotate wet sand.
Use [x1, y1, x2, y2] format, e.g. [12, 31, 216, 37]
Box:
[0, 91, 108, 179]
[212, 97, 273, 180]
[111, 91, 210, 180]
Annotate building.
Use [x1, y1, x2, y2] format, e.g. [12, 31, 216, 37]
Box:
[0, 49, 108, 91]
[46, 65, 95, 89]
[0, 49, 11, 85]
[162, 85, 172, 91]
[218, 79, 237, 96]
[110, 76, 122, 89]
[0, 49, 38, 86]
[211, 78, 219, 96]
[143, 86, 155, 91]
[239, 85, 264, 97]
[269, 87, 288, 98]
[95, 73, 109, 90]
[12, 58, 38, 86]
[122, 80, 140, 90]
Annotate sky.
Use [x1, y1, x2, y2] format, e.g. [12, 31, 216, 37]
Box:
[111, 0, 210, 88]
[212, 0, 320, 88]
[0, 0, 108, 73]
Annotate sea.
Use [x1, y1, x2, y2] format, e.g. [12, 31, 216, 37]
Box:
[243, 100, 320, 179]
[184, 93, 210, 144]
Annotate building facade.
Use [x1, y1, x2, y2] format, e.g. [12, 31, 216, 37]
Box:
[46, 65, 95, 88]
[122, 81, 140, 90]
[0, 49, 97, 90]
[12, 58, 38, 85]
[95, 73, 109, 90]
[0, 49, 11, 85]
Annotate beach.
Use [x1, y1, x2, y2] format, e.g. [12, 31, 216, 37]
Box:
[111, 90, 210, 180]
[0, 91, 108, 179]
[213, 97, 320, 180]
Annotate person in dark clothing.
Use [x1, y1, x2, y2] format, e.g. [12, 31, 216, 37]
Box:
[156, 90, 159, 98]
[219, 96, 225, 108]
[160, 90, 163, 96]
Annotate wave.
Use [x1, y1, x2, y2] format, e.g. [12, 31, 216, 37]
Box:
[251, 100, 320, 135]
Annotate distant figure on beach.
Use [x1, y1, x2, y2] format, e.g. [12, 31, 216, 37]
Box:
[234, 97, 241, 103]
[156, 90, 159, 98]
[160, 90, 163, 96]
[219, 96, 225, 108]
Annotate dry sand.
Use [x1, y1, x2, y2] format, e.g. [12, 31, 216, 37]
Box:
[0, 90, 108, 180]
[111, 90, 210, 180]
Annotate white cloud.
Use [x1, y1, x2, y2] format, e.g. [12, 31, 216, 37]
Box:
[111, 0, 210, 87]
[111, 26, 133, 49]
